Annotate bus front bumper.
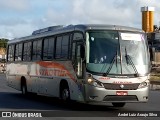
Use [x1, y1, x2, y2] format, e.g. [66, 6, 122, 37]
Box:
[84, 84, 149, 103]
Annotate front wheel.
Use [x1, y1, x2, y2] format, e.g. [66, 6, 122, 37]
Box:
[112, 102, 126, 107]
[61, 87, 70, 101]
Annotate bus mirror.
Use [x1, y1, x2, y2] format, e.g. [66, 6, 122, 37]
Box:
[149, 47, 155, 61]
[151, 47, 155, 61]
[152, 47, 155, 53]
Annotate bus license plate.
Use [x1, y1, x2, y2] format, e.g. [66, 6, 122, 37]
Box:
[116, 91, 128, 96]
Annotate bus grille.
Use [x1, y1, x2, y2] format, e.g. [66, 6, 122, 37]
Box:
[103, 83, 140, 90]
[103, 95, 138, 101]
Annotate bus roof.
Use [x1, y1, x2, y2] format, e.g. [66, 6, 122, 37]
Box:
[8, 24, 144, 44]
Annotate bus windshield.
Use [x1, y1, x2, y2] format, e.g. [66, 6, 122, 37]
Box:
[86, 31, 149, 76]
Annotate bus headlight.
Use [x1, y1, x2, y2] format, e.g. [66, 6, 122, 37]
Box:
[87, 76, 104, 88]
[138, 80, 149, 89]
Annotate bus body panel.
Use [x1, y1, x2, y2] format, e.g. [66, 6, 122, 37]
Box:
[84, 74, 149, 103]
[6, 24, 150, 106]
[6, 61, 85, 101]
[85, 84, 149, 103]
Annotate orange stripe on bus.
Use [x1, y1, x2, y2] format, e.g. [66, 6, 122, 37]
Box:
[36, 61, 76, 81]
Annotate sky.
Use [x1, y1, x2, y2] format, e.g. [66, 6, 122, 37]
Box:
[0, 0, 160, 39]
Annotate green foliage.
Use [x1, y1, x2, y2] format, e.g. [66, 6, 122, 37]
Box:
[0, 38, 8, 48]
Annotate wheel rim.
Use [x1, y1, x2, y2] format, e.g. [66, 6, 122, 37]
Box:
[62, 89, 69, 100]
[22, 85, 26, 94]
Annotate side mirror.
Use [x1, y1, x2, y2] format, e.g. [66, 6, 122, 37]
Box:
[150, 47, 156, 61]
[150, 47, 155, 61]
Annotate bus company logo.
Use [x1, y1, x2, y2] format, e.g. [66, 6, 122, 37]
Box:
[36, 62, 67, 77]
[120, 84, 124, 89]
[39, 69, 67, 77]
[113, 81, 132, 84]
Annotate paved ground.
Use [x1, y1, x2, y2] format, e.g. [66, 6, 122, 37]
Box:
[150, 80, 160, 90]
[0, 74, 160, 120]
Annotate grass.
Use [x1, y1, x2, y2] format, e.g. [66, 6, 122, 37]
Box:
[150, 74, 160, 81]
[150, 68, 160, 81]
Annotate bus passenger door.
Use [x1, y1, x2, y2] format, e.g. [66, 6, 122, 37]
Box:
[72, 42, 86, 100]
[72, 43, 85, 78]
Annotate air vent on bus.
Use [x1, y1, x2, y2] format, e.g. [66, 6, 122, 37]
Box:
[103, 83, 140, 90]
[32, 25, 64, 35]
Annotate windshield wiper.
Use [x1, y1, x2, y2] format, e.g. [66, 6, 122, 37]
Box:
[125, 47, 139, 77]
[102, 51, 118, 76]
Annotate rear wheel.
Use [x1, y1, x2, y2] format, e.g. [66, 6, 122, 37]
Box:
[21, 79, 28, 95]
[112, 102, 126, 107]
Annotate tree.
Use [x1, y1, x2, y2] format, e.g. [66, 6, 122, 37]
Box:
[0, 38, 8, 48]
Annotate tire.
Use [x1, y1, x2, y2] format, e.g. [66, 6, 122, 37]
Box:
[21, 81, 28, 95]
[60, 86, 70, 101]
[112, 102, 126, 107]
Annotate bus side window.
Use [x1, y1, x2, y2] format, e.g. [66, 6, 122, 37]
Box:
[73, 33, 83, 41]
[62, 35, 69, 58]
[43, 38, 49, 60]
[43, 37, 55, 60]
[32, 41, 37, 60]
[7, 46, 11, 61]
[55, 36, 62, 59]
[7, 45, 15, 62]
[48, 37, 55, 59]
[19, 43, 22, 61]
[23, 42, 31, 61]
[32, 40, 42, 60]
[28, 42, 32, 61]
[37, 40, 42, 60]
[23, 43, 27, 61]
[15, 43, 22, 61]
[55, 35, 69, 59]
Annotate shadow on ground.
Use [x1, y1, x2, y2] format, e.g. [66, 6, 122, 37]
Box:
[0, 92, 118, 111]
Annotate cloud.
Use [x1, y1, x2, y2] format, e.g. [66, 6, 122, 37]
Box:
[0, 0, 30, 11]
[0, 24, 37, 40]
[43, 0, 141, 26]
[0, 18, 28, 26]
[0, 0, 160, 39]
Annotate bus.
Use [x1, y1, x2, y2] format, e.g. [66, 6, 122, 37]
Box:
[6, 24, 150, 107]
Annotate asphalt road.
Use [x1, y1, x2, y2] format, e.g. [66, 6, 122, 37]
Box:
[0, 74, 160, 120]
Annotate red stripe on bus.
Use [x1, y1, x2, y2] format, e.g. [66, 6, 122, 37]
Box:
[36, 61, 76, 81]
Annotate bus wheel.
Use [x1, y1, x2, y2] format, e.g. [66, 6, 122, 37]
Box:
[21, 80, 27, 95]
[61, 86, 70, 101]
[112, 102, 126, 107]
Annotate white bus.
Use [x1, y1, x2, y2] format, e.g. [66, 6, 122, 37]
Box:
[6, 24, 150, 107]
